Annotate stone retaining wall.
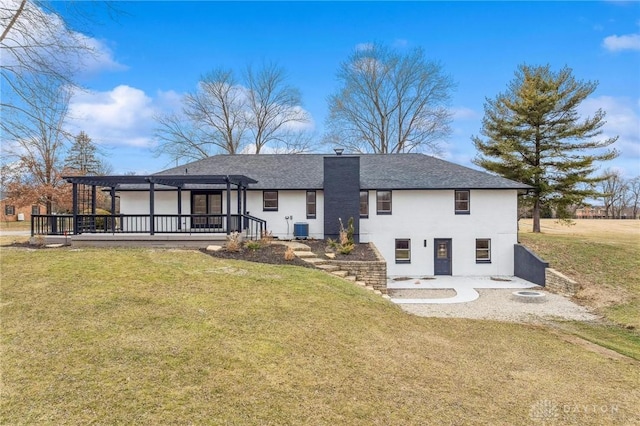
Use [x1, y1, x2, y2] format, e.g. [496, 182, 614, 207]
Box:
[325, 243, 388, 293]
[545, 268, 579, 296]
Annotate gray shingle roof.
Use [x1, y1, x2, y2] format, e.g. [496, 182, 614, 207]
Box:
[153, 153, 530, 190]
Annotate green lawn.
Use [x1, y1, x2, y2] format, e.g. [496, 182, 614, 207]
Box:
[1, 248, 639, 425]
[518, 220, 640, 329]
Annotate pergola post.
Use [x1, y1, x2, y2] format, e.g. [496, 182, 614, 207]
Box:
[110, 187, 116, 233]
[149, 182, 155, 235]
[237, 184, 242, 232]
[177, 187, 182, 231]
[72, 182, 78, 235]
[91, 185, 97, 232]
[226, 178, 231, 235]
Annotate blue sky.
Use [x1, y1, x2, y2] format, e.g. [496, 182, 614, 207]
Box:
[58, 1, 639, 177]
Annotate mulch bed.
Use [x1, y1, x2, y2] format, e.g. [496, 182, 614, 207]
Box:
[202, 239, 379, 267]
[201, 243, 315, 268]
[303, 239, 379, 261]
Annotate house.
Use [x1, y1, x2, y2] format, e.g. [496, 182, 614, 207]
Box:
[107, 153, 530, 277]
[0, 191, 44, 223]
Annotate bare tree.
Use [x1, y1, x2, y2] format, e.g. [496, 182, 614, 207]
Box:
[628, 176, 640, 220]
[155, 63, 313, 162]
[244, 62, 310, 153]
[600, 169, 627, 218]
[0, 74, 72, 214]
[155, 68, 248, 160]
[2, 0, 86, 85]
[326, 42, 455, 154]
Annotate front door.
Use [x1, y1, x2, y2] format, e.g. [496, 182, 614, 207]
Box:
[434, 239, 452, 275]
[192, 192, 222, 228]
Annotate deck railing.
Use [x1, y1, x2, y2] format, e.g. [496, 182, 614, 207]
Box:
[31, 214, 267, 240]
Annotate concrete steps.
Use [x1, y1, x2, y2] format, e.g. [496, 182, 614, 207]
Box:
[316, 264, 340, 272]
[289, 241, 387, 299]
[293, 251, 316, 258]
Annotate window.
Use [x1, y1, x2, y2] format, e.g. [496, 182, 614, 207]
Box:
[4, 205, 15, 216]
[476, 239, 491, 263]
[395, 239, 411, 263]
[376, 190, 392, 214]
[263, 191, 278, 211]
[31, 205, 40, 215]
[306, 190, 316, 219]
[360, 191, 369, 218]
[455, 190, 470, 214]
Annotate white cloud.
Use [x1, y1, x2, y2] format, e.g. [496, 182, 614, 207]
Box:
[79, 36, 127, 75]
[68, 85, 161, 147]
[0, 0, 125, 76]
[602, 33, 640, 51]
[355, 42, 374, 52]
[451, 106, 479, 121]
[392, 39, 409, 48]
[579, 95, 640, 175]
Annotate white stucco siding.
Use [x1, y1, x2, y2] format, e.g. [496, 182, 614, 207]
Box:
[118, 190, 189, 232]
[245, 190, 324, 239]
[360, 189, 519, 277]
[119, 187, 519, 278]
[118, 189, 324, 239]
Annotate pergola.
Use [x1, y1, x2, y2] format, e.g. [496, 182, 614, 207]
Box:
[61, 174, 258, 235]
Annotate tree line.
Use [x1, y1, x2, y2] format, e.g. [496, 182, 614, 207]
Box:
[0, 1, 632, 231]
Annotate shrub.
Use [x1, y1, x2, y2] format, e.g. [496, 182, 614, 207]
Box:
[224, 232, 242, 252]
[338, 242, 354, 255]
[284, 246, 296, 261]
[260, 230, 274, 245]
[333, 217, 355, 255]
[245, 241, 261, 251]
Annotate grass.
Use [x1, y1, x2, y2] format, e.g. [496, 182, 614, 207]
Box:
[2, 247, 639, 424]
[553, 321, 640, 361]
[0, 221, 30, 231]
[519, 219, 640, 329]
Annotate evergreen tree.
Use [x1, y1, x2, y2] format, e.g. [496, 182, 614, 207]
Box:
[472, 65, 618, 232]
[65, 131, 102, 174]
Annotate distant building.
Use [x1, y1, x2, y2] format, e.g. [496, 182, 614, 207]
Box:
[0, 192, 45, 223]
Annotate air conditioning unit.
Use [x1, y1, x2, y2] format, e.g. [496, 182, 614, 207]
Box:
[293, 222, 309, 239]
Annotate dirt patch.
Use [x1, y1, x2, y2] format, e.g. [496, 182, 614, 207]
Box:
[575, 285, 630, 309]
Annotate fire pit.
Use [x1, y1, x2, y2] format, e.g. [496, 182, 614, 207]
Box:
[511, 290, 547, 303]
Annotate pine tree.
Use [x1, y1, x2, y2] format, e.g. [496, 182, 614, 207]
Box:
[65, 131, 101, 174]
[472, 65, 618, 233]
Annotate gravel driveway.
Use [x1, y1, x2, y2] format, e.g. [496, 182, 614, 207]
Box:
[392, 288, 599, 323]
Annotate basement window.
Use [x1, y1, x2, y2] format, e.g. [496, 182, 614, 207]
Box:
[476, 239, 491, 263]
[395, 239, 411, 263]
